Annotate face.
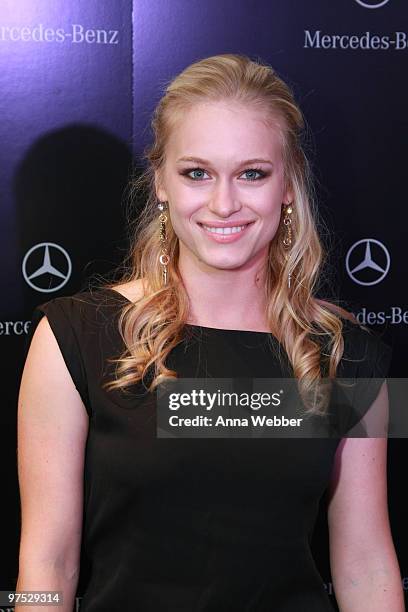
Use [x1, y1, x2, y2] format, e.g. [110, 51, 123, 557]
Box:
[156, 100, 293, 273]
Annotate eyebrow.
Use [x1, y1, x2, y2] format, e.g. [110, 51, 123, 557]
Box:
[176, 156, 274, 166]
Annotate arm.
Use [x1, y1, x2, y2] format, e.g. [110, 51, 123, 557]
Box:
[327, 381, 404, 611]
[16, 315, 89, 611]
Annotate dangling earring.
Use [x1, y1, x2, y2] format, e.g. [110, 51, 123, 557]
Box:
[157, 201, 170, 286]
[282, 202, 293, 289]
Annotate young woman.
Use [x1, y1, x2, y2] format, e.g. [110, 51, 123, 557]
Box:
[17, 54, 403, 611]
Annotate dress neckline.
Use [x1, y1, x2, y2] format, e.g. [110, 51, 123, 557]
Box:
[101, 287, 274, 336]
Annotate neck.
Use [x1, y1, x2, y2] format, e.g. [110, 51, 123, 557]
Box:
[178, 246, 270, 330]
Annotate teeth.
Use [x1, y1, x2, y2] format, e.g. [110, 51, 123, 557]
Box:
[201, 224, 249, 235]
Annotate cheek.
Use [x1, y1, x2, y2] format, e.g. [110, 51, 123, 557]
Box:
[167, 206, 196, 243]
[265, 214, 281, 237]
[257, 204, 283, 243]
[255, 188, 283, 216]
[168, 192, 202, 228]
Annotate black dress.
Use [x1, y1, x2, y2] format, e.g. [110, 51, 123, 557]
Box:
[25, 287, 392, 612]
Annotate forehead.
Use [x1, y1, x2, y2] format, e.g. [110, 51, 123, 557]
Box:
[167, 101, 283, 162]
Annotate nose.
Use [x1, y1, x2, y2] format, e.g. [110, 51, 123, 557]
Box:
[206, 177, 242, 218]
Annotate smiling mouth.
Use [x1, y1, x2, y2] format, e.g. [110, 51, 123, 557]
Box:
[198, 222, 254, 235]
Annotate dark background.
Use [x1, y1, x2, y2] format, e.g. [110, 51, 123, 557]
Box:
[1, 0, 406, 608]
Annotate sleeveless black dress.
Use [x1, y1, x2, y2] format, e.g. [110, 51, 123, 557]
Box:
[25, 287, 392, 612]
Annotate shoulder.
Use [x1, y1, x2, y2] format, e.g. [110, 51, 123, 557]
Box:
[315, 298, 357, 324]
[30, 279, 147, 342]
[105, 279, 147, 302]
[338, 318, 393, 378]
[315, 299, 392, 377]
[30, 286, 124, 337]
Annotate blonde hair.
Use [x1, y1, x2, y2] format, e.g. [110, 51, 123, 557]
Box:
[99, 53, 358, 415]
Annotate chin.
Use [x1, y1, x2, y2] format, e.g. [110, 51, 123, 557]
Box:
[199, 256, 250, 271]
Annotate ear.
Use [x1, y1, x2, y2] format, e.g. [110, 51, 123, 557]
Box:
[154, 170, 168, 202]
[283, 185, 294, 205]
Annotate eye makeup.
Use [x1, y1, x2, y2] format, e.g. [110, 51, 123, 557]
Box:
[179, 166, 270, 182]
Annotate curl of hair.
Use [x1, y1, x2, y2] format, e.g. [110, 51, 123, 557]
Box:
[99, 53, 358, 416]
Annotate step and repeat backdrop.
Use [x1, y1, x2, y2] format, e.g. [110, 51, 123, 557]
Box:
[1, 0, 406, 609]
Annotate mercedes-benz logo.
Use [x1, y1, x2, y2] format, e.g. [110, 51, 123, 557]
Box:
[354, 0, 390, 8]
[346, 239, 390, 286]
[22, 242, 72, 293]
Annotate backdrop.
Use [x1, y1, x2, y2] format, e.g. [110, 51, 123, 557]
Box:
[1, 1, 406, 609]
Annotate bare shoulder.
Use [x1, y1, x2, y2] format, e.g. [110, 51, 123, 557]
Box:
[110, 278, 147, 302]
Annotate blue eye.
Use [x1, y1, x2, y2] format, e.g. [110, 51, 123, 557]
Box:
[187, 168, 209, 180]
[180, 167, 266, 181]
[243, 169, 264, 181]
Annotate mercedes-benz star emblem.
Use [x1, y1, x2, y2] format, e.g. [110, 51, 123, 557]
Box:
[22, 242, 72, 293]
[346, 239, 390, 286]
[354, 0, 390, 8]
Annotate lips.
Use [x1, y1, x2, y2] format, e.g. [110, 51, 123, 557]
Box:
[198, 221, 255, 228]
[200, 223, 250, 235]
[197, 220, 255, 242]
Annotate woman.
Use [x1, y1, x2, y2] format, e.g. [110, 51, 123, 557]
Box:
[17, 54, 403, 611]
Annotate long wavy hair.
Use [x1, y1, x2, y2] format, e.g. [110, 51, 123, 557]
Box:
[98, 53, 358, 416]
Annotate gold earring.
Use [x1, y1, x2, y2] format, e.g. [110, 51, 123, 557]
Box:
[157, 201, 170, 286]
[282, 202, 293, 289]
